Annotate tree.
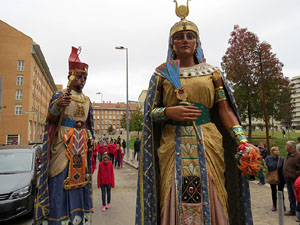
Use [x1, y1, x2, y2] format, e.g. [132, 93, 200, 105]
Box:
[130, 106, 143, 136]
[107, 125, 114, 134]
[222, 25, 290, 144]
[221, 25, 261, 140]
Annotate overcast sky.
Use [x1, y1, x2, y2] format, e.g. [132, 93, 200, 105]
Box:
[1, 0, 300, 103]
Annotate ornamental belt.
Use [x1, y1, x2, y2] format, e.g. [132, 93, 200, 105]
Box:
[61, 118, 86, 129]
[166, 103, 210, 126]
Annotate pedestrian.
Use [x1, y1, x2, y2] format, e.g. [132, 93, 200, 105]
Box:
[265, 146, 286, 211]
[107, 140, 115, 165]
[258, 143, 267, 185]
[282, 127, 286, 138]
[114, 144, 122, 169]
[283, 140, 300, 216]
[296, 137, 300, 152]
[92, 142, 98, 164]
[122, 139, 126, 153]
[34, 46, 94, 224]
[136, 1, 257, 224]
[96, 140, 105, 162]
[134, 137, 140, 161]
[120, 150, 125, 168]
[97, 152, 115, 212]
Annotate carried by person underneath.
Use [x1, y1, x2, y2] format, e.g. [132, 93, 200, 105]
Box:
[34, 46, 95, 225]
[136, 1, 260, 225]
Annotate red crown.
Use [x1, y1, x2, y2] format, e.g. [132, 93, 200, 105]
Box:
[69, 46, 88, 74]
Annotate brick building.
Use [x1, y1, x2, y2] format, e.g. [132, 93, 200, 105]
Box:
[92, 102, 138, 139]
[0, 20, 57, 144]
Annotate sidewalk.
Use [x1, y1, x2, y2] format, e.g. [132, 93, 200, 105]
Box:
[123, 148, 139, 169]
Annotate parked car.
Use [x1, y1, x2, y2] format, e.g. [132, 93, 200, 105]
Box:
[0, 144, 41, 222]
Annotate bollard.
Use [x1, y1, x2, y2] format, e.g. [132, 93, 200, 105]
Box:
[278, 191, 284, 225]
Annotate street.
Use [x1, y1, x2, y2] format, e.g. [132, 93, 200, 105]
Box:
[2, 155, 299, 225]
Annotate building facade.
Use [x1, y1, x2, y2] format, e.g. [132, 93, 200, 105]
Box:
[92, 102, 138, 140]
[291, 76, 300, 130]
[0, 20, 57, 145]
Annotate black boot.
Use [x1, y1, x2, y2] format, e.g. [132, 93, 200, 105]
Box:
[272, 200, 277, 211]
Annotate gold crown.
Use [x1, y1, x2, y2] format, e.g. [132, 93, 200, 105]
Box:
[170, 0, 199, 37]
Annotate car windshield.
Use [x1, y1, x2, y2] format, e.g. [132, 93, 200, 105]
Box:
[0, 151, 33, 173]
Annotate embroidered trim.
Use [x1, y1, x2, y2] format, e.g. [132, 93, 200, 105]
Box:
[49, 103, 61, 116]
[179, 63, 219, 77]
[229, 125, 248, 145]
[215, 86, 227, 103]
[71, 95, 89, 103]
[152, 107, 167, 122]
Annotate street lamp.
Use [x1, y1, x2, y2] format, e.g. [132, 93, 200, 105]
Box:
[96, 92, 103, 103]
[96, 92, 103, 139]
[25, 108, 40, 142]
[115, 46, 130, 161]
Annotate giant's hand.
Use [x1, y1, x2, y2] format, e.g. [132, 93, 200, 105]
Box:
[165, 105, 202, 121]
[56, 93, 71, 107]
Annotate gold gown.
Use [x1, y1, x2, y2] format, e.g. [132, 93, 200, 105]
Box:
[153, 63, 229, 225]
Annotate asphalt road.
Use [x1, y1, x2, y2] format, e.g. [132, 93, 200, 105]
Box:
[1, 162, 138, 225]
[2, 159, 299, 225]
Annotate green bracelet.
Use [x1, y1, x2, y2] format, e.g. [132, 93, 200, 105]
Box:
[229, 125, 248, 145]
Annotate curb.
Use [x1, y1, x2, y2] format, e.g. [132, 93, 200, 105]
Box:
[123, 159, 138, 170]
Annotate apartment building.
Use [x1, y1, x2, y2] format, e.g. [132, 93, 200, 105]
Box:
[291, 76, 300, 130]
[93, 102, 138, 139]
[0, 20, 57, 144]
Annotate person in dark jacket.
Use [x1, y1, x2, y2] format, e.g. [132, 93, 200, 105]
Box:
[133, 137, 140, 161]
[122, 139, 126, 153]
[265, 146, 285, 211]
[283, 140, 300, 216]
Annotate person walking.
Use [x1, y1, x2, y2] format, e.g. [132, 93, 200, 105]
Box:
[107, 140, 115, 165]
[97, 153, 115, 212]
[258, 143, 268, 185]
[92, 142, 98, 164]
[296, 137, 300, 152]
[265, 146, 286, 211]
[114, 144, 122, 169]
[283, 140, 300, 216]
[122, 139, 126, 153]
[134, 137, 141, 161]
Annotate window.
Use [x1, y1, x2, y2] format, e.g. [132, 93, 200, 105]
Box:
[6, 135, 20, 145]
[109, 116, 112, 119]
[113, 111, 115, 114]
[117, 111, 119, 114]
[16, 89, 23, 100]
[15, 104, 22, 115]
[113, 116, 115, 119]
[17, 60, 24, 71]
[16, 75, 23, 85]
[109, 111, 112, 114]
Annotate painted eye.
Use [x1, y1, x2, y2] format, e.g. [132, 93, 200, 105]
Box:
[187, 33, 196, 40]
[174, 34, 183, 40]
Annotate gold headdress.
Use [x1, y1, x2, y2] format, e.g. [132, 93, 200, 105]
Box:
[170, 0, 199, 37]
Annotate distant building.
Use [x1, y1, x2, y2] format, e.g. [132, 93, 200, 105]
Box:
[291, 76, 300, 129]
[138, 90, 147, 112]
[0, 20, 57, 144]
[92, 102, 138, 139]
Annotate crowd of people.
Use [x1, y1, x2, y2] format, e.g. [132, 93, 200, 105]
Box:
[252, 139, 300, 224]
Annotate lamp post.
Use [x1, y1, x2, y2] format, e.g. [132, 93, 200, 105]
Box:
[115, 46, 130, 161]
[96, 92, 103, 139]
[96, 92, 103, 103]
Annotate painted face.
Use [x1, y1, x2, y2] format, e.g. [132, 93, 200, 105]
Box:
[172, 30, 197, 58]
[73, 72, 87, 91]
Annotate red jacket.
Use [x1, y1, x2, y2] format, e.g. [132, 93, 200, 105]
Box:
[96, 143, 106, 153]
[108, 143, 116, 154]
[97, 161, 115, 188]
[294, 176, 300, 202]
[114, 146, 122, 159]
